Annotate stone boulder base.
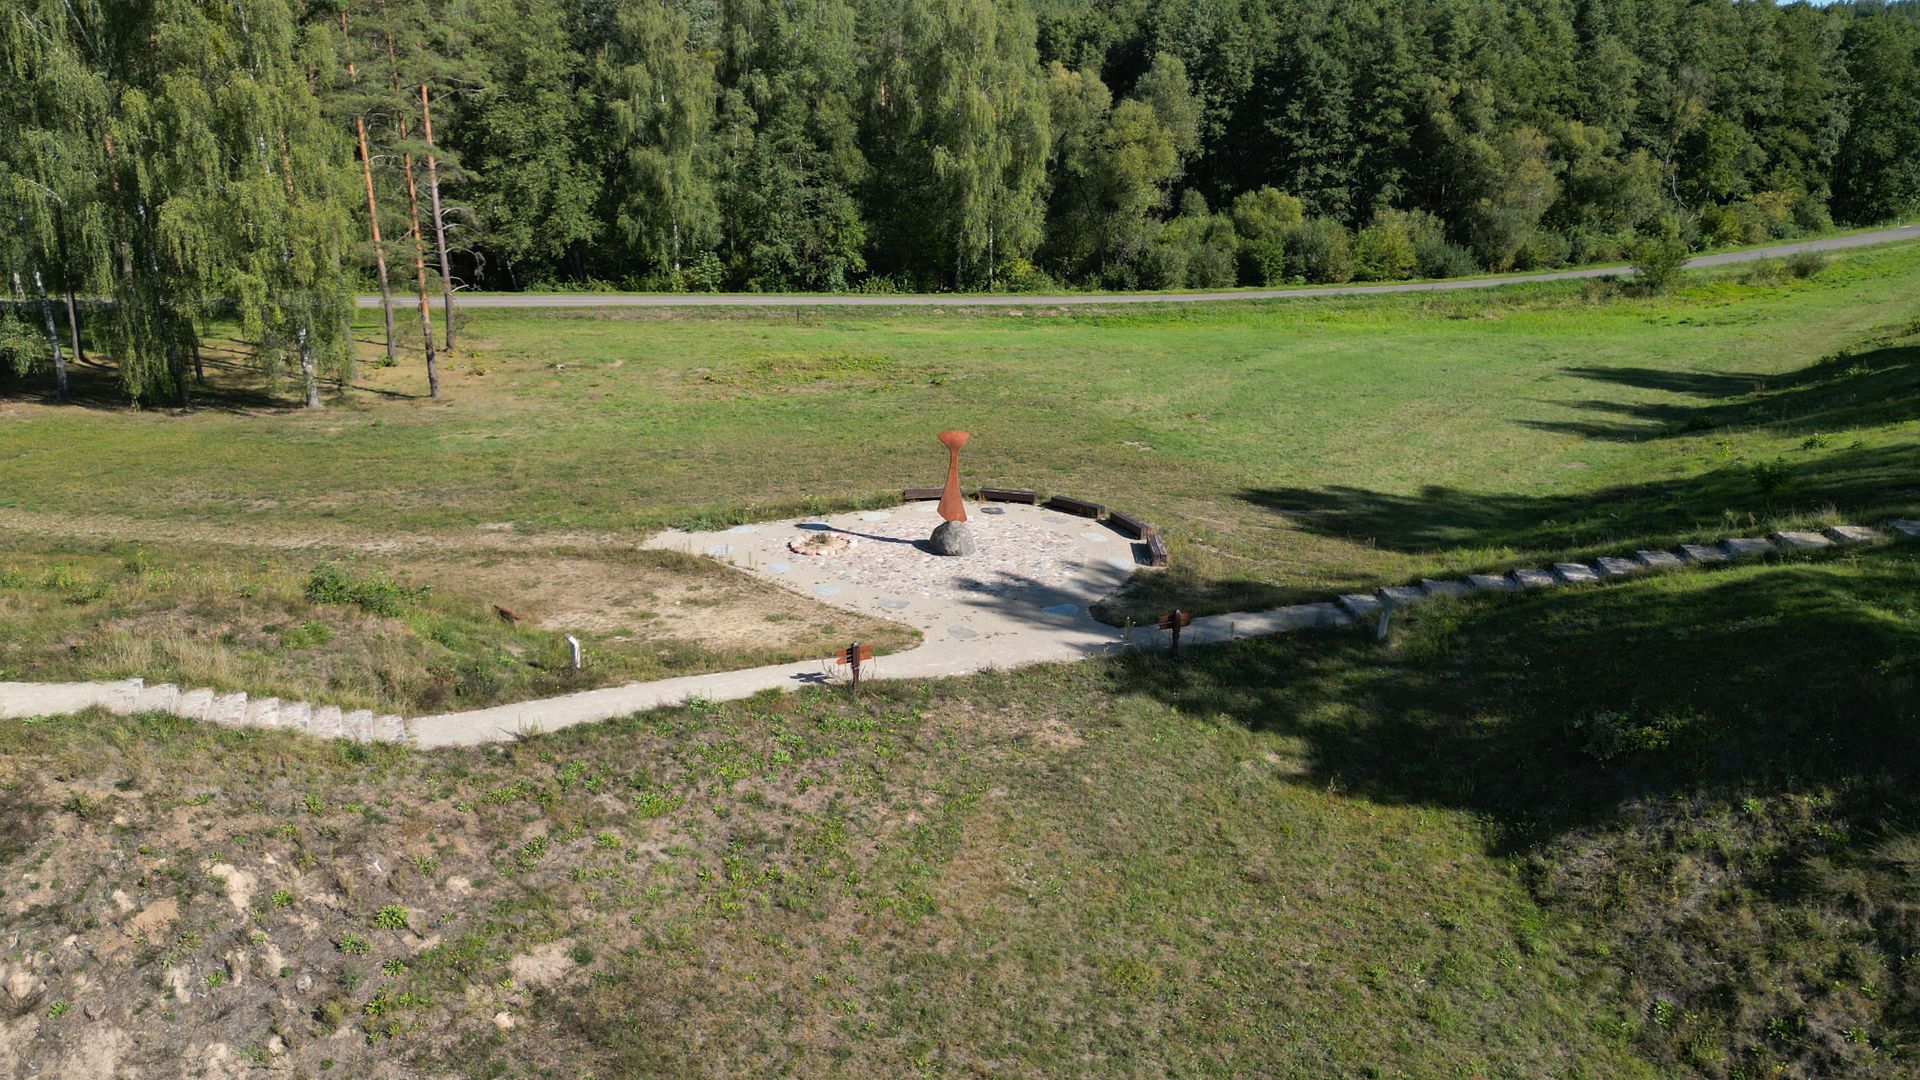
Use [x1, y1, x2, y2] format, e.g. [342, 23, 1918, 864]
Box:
[928, 520, 978, 556]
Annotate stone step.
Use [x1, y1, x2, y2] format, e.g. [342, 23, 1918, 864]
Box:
[135, 683, 180, 713]
[1594, 556, 1641, 578]
[375, 715, 408, 742]
[244, 697, 281, 727]
[343, 709, 375, 742]
[1510, 567, 1556, 589]
[1337, 593, 1381, 618]
[1466, 573, 1516, 591]
[1635, 550, 1684, 571]
[279, 701, 311, 734]
[1825, 524, 1885, 546]
[106, 678, 145, 715]
[1721, 537, 1775, 559]
[1677, 543, 1727, 564]
[1552, 562, 1600, 585]
[313, 705, 343, 739]
[1891, 520, 1920, 542]
[176, 688, 214, 721]
[1420, 578, 1470, 600]
[1376, 585, 1425, 607]
[1772, 529, 1833, 552]
[210, 692, 248, 726]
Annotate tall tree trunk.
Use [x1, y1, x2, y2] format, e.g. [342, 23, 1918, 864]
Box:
[376, 11, 438, 396]
[64, 288, 83, 363]
[54, 210, 86, 362]
[420, 83, 456, 350]
[342, 12, 398, 366]
[297, 321, 321, 409]
[404, 149, 439, 398]
[31, 267, 69, 401]
[355, 114, 399, 367]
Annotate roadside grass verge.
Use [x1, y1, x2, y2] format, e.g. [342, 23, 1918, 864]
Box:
[1, 543, 1912, 1076]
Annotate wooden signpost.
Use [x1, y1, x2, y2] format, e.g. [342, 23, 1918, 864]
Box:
[832, 641, 874, 689]
[1157, 610, 1192, 659]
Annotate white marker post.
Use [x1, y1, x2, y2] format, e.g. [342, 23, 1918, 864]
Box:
[566, 635, 582, 670]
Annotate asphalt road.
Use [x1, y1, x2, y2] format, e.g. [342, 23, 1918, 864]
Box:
[360, 224, 1920, 310]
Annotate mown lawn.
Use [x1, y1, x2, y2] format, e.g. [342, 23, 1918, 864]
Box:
[1, 542, 1913, 1077]
[5, 244, 1917, 619]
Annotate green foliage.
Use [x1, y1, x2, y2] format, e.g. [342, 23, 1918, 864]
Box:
[1282, 218, 1354, 284]
[304, 564, 428, 618]
[1628, 221, 1692, 294]
[372, 905, 409, 931]
[1352, 214, 1418, 282]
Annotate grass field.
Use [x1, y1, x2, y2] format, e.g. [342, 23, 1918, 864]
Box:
[2, 244, 1917, 704]
[1, 542, 1913, 1076]
[2, 243, 1918, 1076]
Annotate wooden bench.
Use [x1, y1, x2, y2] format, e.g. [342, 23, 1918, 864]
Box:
[1144, 533, 1170, 567]
[901, 487, 943, 501]
[1044, 495, 1105, 518]
[977, 486, 1037, 504]
[1107, 509, 1154, 539]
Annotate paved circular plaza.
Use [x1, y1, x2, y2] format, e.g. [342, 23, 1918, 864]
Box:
[647, 501, 1147, 643]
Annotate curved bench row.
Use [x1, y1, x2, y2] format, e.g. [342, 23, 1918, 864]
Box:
[902, 485, 1170, 567]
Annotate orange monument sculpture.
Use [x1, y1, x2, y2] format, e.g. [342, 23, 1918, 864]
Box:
[929, 429, 976, 555]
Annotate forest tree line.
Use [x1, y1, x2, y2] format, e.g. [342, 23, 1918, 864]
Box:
[4, 0, 1919, 405]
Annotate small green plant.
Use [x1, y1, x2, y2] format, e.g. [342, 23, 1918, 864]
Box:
[1748, 457, 1794, 494]
[1800, 432, 1833, 450]
[205, 969, 229, 989]
[269, 889, 294, 908]
[373, 905, 409, 931]
[337, 933, 372, 955]
[46, 1000, 69, 1018]
[280, 620, 335, 649]
[304, 562, 428, 617]
[381, 958, 408, 977]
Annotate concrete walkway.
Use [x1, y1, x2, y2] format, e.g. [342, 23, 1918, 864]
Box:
[360, 225, 1920, 310]
[6, 519, 1916, 748]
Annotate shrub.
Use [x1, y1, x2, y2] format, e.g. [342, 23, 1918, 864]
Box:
[1416, 240, 1478, 280]
[1283, 218, 1354, 284]
[1785, 251, 1827, 279]
[994, 258, 1055, 293]
[1352, 216, 1417, 281]
[674, 251, 725, 294]
[1628, 220, 1691, 293]
[1513, 229, 1570, 270]
[1239, 239, 1288, 286]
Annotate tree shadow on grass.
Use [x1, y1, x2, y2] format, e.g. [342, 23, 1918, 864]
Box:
[0, 352, 420, 411]
[1519, 341, 1920, 442]
[1100, 546, 1920, 853]
[1243, 442, 1920, 558]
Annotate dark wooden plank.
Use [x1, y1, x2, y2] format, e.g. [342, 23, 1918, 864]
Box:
[1145, 533, 1170, 567]
[1044, 495, 1105, 518]
[977, 486, 1037, 504]
[1108, 509, 1154, 539]
[902, 487, 943, 501]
